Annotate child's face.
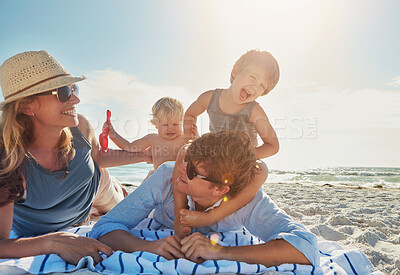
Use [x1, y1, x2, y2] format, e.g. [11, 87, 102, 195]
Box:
[156, 116, 183, 140]
[230, 60, 270, 104]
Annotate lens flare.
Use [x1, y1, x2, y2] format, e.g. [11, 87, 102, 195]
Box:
[221, 173, 234, 185]
[206, 233, 223, 253]
[210, 233, 220, 245]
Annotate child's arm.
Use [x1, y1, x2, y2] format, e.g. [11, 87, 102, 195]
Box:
[180, 161, 268, 228]
[250, 104, 280, 159]
[183, 90, 213, 141]
[172, 146, 191, 239]
[106, 122, 151, 152]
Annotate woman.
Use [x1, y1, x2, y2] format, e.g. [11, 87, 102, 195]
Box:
[0, 51, 146, 264]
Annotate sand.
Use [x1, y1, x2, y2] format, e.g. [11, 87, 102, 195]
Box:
[265, 182, 400, 274]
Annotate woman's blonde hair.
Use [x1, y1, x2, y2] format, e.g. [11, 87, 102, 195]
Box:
[185, 131, 261, 197]
[150, 97, 184, 125]
[0, 97, 75, 205]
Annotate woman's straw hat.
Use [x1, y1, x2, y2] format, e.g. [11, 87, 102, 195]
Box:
[0, 50, 86, 109]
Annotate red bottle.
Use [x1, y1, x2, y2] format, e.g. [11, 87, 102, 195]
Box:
[99, 110, 111, 151]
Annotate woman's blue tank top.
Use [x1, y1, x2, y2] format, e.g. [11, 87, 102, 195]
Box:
[12, 127, 101, 236]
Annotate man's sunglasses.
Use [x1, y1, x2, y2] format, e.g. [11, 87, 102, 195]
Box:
[186, 160, 221, 184]
[38, 84, 79, 103]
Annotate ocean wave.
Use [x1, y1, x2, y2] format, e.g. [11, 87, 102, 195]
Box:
[110, 164, 400, 189]
[270, 169, 400, 178]
[268, 167, 400, 189]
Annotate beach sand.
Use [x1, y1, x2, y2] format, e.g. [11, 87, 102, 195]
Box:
[265, 182, 400, 274]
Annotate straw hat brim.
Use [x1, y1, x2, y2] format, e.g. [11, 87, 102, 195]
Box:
[0, 75, 86, 110]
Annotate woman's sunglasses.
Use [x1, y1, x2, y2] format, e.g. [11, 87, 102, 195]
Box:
[38, 84, 79, 103]
[186, 160, 220, 184]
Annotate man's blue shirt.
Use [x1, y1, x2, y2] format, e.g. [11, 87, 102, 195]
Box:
[90, 162, 319, 266]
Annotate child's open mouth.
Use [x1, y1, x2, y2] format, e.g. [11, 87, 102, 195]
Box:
[239, 89, 251, 101]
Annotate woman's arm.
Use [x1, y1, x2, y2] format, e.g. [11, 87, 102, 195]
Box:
[0, 202, 112, 265]
[77, 114, 147, 168]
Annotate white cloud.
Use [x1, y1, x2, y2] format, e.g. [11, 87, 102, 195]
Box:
[79, 68, 198, 110]
[260, 84, 400, 133]
[260, 83, 400, 169]
[385, 76, 400, 87]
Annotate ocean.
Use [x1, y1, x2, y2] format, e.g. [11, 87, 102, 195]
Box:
[108, 163, 400, 189]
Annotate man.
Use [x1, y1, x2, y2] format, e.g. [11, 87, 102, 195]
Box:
[89, 132, 319, 267]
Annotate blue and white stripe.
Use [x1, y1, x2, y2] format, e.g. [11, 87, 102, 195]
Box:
[0, 219, 381, 274]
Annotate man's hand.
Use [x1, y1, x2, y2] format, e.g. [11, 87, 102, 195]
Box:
[147, 235, 185, 260]
[180, 232, 222, 263]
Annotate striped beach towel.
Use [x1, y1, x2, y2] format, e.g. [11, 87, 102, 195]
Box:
[0, 218, 382, 274]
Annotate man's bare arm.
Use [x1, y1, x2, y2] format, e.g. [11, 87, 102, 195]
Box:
[99, 230, 185, 260]
[181, 233, 310, 267]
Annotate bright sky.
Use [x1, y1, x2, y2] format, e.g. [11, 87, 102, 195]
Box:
[1, 0, 399, 169]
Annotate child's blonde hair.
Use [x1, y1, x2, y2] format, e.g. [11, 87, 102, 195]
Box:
[150, 97, 184, 125]
[231, 49, 280, 95]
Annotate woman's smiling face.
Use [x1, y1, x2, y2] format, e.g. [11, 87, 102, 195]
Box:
[30, 86, 81, 129]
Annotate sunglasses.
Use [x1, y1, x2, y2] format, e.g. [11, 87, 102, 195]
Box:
[38, 84, 79, 103]
[186, 160, 220, 184]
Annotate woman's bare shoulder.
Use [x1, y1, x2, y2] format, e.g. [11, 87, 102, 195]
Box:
[76, 114, 95, 141]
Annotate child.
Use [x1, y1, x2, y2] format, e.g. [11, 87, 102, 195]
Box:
[105, 97, 193, 171]
[174, 50, 279, 237]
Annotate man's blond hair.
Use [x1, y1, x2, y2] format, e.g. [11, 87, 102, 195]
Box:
[231, 49, 280, 95]
[150, 97, 184, 125]
[185, 131, 261, 197]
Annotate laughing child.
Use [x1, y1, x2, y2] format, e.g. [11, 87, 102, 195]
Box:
[174, 50, 279, 237]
